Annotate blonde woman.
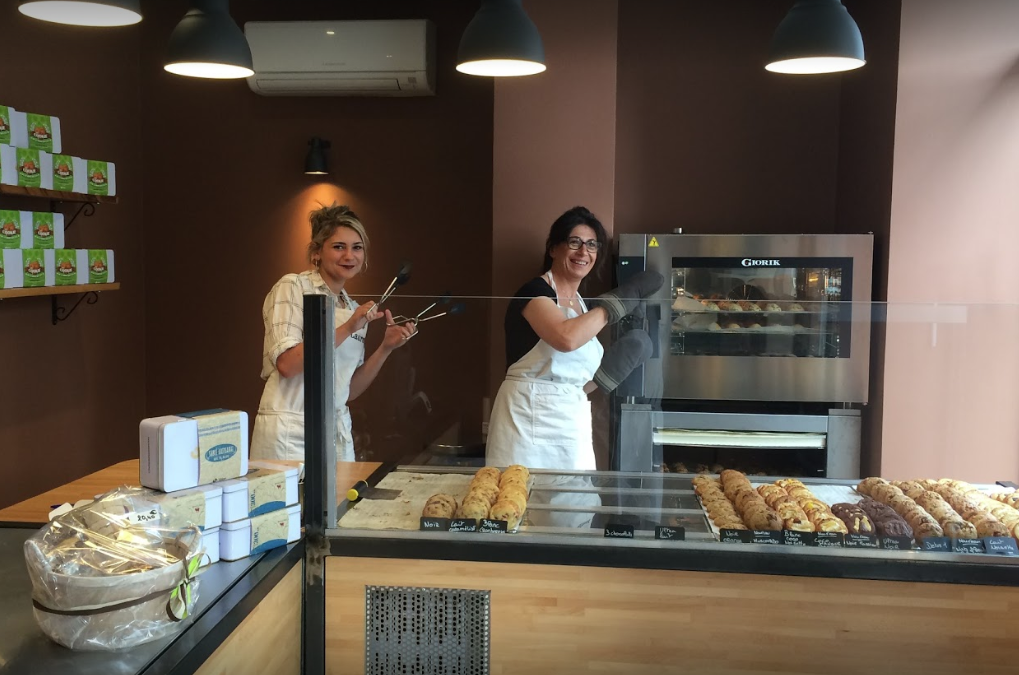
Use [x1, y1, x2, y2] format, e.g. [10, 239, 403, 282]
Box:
[251, 204, 415, 462]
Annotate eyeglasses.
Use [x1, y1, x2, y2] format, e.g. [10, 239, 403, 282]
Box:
[566, 236, 602, 253]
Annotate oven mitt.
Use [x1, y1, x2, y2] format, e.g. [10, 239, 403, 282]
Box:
[594, 330, 654, 392]
[590, 270, 664, 324]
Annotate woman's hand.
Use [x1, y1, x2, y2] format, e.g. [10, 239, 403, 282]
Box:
[345, 301, 384, 333]
[382, 309, 417, 350]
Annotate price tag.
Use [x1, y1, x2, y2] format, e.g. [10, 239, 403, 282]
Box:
[479, 519, 508, 534]
[719, 528, 750, 543]
[604, 523, 635, 539]
[782, 530, 817, 547]
[814, 532, 845, 548]
[655, 525, 685, 541]
[128, 507, 161, 526]
[750, 530, 783, 545]
[954, 538, 986, 554]
[880, 536, 913, 550]
[419, 517, 450, 531]
[983, 537, 1019, 556]
[844, 534, 879, 549]
[919, 537, 952, 552]
[448, 519, 477, 532]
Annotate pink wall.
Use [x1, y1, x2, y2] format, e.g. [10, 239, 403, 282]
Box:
[882, 0, 1019, 480]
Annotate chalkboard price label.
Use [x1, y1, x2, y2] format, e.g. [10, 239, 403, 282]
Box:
[983, 537, 1019, 556]
[448, 519, 477, 532]
[655, 525, 685, 541]
[844, 534, 879, 549]
[719, 528, 750, 543]
[919, 537, 952, 552]
[479, 519, 508, 534]
[782, 530, 816, 547]
[814, 532, 845, 548]
[751, 530, 783, 545]
[420, 517, 450, 531]
[880, 536, 913, 550]
[953, 538, 985, 554]
[604, 523, 635, 539]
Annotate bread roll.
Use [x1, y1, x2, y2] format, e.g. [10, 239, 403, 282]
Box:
[489, 500, 522, 530]
[474, 467, 501, 483]
[422, 494, 457, 519]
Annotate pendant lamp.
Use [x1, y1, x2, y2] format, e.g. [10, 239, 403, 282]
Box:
[164, 0, 253, 80]
[457, 0, 545, 77]
[305, 138, 330, 176]
[766, 0, 865, 75]
[18, 0, 142, 27]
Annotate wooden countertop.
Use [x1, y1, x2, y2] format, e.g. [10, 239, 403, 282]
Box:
[0, 459, 382, 526]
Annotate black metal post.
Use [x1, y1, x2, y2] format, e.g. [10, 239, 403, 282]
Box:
[302, 294, 334, 675]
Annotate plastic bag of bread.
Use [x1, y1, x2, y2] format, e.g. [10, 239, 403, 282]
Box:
[23, 487, 204, 651]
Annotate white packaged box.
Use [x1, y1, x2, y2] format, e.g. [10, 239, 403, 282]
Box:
[51, 154, 86, 193]
[201, 526, 221, 567]
[1, 249, 23, 288]
[220, 460, 300, 523]
[139, 410, 249, 493]
[0, 210, 30, 248]
[0, 145, 16, 186]
[143, 483, 223, 532]
[219, 503, 301, 562]
[8, 109, 27, 148]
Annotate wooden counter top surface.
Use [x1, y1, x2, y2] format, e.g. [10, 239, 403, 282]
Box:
[0, 459, 382, 525]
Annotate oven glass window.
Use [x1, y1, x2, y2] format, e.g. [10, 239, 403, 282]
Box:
[670, 257, 852, 358]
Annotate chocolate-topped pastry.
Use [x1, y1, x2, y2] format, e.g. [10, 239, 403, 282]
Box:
[858, 497, 914, 538]
[831, 503, 875, 535]
[879, 519, 914, 538]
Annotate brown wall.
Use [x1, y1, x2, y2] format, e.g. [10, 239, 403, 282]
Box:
[881, 0, 1019, 481]
[138, 1, 493, 462]
[0, 15, 144, 508]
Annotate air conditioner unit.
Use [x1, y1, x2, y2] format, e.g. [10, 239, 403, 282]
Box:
[244, 20, 436, 97]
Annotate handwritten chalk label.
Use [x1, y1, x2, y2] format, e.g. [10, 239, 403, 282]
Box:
[604, 523, 635, 539]
[954, 538, 985, 554]
[479, 519, 508, 534]
[751, 530, 783, 545]
[448, 519, 477, 533]
[983, 537, 1019, 556]
[880, 536, 913, 550]
[419, 517, 450, 531]
[655, 525, 684, 541]
[720, 528, 750, 543]
[919, 537, 952, 552]
[782, 530, 816, 546]
[814, 532, 845, 548]
[844, 534, 879, 549]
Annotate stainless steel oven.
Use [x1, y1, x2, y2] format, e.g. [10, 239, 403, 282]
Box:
[613, 234, 873, 479]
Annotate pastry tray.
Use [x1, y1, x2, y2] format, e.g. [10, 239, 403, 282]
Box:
[337, 471, 531, 533]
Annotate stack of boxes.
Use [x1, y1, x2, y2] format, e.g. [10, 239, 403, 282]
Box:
[139, 410, 302, 565]
[0, 104, 116, 291]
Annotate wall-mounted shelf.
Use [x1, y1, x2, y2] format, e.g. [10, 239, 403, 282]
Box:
[0, 184, 118, 205]
[0, 283, 119, 300]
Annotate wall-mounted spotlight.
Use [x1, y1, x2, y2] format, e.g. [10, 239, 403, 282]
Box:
[766, 0, 865, 74]
[305, 138, 331, 175]
[164, 0, 254, 79]
[457, 0, 545, 77]
[18, 0, 142, 27]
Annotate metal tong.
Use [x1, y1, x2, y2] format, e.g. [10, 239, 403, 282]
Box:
[377, 262, 412, 308]
[391, 293, 466, 327]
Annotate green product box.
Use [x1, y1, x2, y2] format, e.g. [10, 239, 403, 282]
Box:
[0, 105, 11, 146]
[86, 160, 115, 196]
[0, 210, 23, 249]
[32, 212, 62, 249]
[52, 154, 74, 191]
[54, 249, 79, 286]
[88, 249, 110, 284]
[17, 148, 42, 188]
[25, 113, 58, 153]
[22, 248, 46, 288]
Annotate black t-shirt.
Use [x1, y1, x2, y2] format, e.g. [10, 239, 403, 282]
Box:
[504, 277, 558, 370]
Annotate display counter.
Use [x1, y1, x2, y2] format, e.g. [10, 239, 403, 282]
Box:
[317, 463, 1019, 675]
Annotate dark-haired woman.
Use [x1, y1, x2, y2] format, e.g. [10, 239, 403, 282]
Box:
[251, 204, 415, 462]
[486, 206, 660, 525]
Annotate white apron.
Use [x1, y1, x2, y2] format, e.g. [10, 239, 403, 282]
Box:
[486, 272, 604, 528]
[251, 295, 366, 463]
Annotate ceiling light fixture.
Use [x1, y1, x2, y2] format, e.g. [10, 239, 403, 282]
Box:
[18, 0, 142, 27]
[164, 0, 253, 80]
[766, 0, 865, 75]
[456, 0, 545, 77]
[305, 138, 331, 176]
